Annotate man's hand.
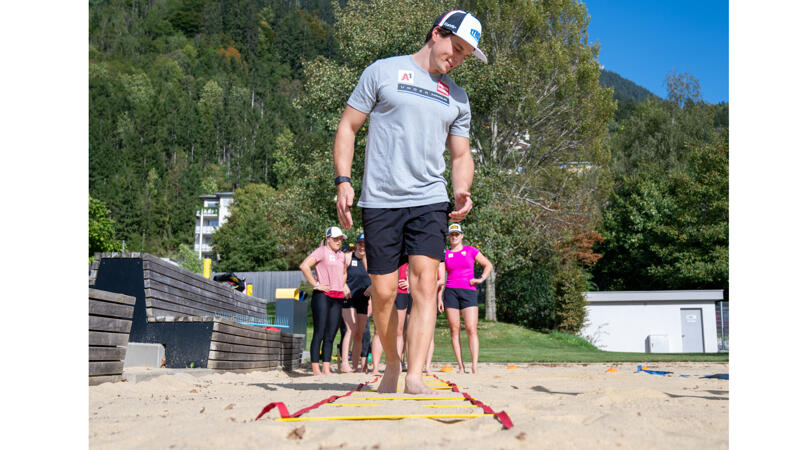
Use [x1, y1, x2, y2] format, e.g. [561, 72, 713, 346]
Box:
[398, 279, 409, 290]
[449, 189, 473, 222]
[336, 182, 355, 229]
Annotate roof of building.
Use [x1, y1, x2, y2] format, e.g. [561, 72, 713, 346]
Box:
[584, 290, 725, 303]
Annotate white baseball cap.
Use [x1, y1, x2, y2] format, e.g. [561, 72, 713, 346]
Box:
[431, 10, 487, 63]
[448, 223, 463, 234]
[326, 226, 347, 239]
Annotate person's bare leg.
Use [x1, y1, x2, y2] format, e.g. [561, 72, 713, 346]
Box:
[396, 308, 407, 367]
[371, 332, 383, 375]
[351, 314, 367, 372]
[340, 307, 357, 372]
[462, 306, 479, 374]
[425, 338, 435, 375]
[446, 307, 465, 373]
[404, 255, 439, 394]
[369, 272, 401, 392]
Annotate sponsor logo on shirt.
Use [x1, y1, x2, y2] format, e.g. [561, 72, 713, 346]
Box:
[397, 83, 449, 106]
[398, 70, 414, 83]
[448, 253, 454, 258]
[461, 251, 467, 256]
[437, 81, 450, 96]
[351, 260, 358, 267]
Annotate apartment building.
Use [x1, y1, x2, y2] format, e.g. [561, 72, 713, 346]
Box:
[194, 192, 234, 259]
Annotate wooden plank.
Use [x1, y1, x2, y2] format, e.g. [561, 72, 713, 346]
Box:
[145, 297, 219, 318]
[88, 289, 136, 305]
[89, 347, 127, 361]
[145, 308, 215, 322]
[89, 375, 122, 386]
[89, 361, 124, 376]
[144, 282, 243, 316]
[89, 316, 132, 334]
[89, 299, 134, 319]
[208, 350, 280, 361]
[214, 317, 273, 334]
[143, 258, 267, 312]
[209, 366, 278, 373]
[211, 331, 269, 347]
[207, 360, 275, 370]
[89, 331, 129, 347]
[213, 322, 268, 341]
[142, 256, 232, 297]
[209, 341, 278, 354]
[144, 274, 263, 316]
[145, 288, 241, 319]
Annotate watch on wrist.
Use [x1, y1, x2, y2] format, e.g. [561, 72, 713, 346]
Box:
[334, 176, 351, 186]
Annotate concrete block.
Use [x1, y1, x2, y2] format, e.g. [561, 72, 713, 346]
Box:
[124, 342, 166, 368]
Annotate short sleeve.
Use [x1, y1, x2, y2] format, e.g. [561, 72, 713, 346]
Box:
[469, 246, 480, 258]
[347, 61, 381, 114]
[310, 246, 326, 262]
[449, 98, 471, 138]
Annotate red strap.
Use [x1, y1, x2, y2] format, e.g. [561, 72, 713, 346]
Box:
[433, 374, 514, 429]
[255, 374, 380, 421]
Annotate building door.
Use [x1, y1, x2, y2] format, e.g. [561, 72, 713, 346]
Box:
[681, 308, 705, 353]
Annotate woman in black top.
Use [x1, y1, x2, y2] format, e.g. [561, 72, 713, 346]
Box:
[344, 233, 372, 372]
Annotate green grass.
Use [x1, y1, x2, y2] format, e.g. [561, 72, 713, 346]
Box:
[302, 306, 728, 363]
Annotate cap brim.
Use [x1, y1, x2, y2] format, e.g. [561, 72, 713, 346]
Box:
[473, 47, 487, 63]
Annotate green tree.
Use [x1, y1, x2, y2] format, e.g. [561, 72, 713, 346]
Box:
[593, 135, 728, 290]
[212, 183, 326, 272]
[89, 196, 122, 256]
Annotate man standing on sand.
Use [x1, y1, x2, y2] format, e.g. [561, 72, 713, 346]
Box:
[333, 10, 487, 394]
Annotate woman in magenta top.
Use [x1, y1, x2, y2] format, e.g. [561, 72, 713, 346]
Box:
[300, 226, 348, 376]
[439, 223, 493, 374]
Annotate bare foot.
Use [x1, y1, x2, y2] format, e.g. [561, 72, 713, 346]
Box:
[471, 365, 478, 374]
[404, 373, 435, 395]
[322, 362, 332, 375]
[340, 364, 355, 373]
[457, 365, 465, 374]
[377, 361, 401, 393]
[312, 363, 322, 376]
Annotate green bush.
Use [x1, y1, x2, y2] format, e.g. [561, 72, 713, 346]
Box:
[553, 266, 589, 333]
[497, 264, 590, 333]
[497, 266, 556, 330]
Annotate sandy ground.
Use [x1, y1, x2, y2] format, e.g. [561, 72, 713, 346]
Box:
[89, 362, 728, 449]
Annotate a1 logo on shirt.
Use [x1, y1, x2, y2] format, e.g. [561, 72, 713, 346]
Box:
[398, 70, 414, 83]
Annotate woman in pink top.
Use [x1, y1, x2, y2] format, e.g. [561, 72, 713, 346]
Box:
[439, 223, 493, 374]
[300, 226, 349, 376]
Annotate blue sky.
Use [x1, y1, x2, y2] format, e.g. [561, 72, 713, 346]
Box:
[584, 0, 729, 104]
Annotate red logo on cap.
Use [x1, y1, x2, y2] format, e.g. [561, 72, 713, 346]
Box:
[437, 81, 449, 96]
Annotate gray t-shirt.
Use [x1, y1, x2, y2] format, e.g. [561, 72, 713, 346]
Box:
[347, 55, 471, 208]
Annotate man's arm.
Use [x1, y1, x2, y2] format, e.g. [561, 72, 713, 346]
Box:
[447, 134, 474, 222]
[334, 105, 369, 229]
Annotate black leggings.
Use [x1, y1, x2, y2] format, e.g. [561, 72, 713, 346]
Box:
[310, 290, 344, 363]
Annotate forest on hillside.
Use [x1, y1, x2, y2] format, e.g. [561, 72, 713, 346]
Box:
[89, 0, 728, 332]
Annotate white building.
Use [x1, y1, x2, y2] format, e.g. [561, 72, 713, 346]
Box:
[580, 290, 725, 353]
[194, 192, 234, 259]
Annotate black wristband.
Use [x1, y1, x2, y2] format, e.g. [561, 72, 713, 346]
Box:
[334, 176, 351, 185]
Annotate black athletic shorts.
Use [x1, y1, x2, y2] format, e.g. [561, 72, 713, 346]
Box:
[362, 202, 450, 275]
[351, 295, 369, 315]
[443, 288, 478, 310]
[342, 297, 353, 309]
[395, 292, 413, 311]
